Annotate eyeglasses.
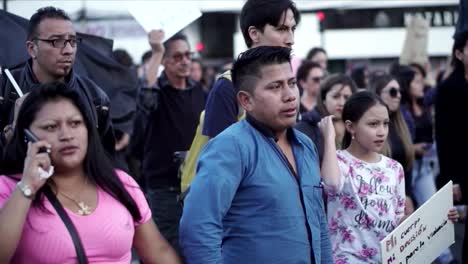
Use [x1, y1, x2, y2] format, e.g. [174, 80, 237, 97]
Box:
[386, 87, 400, 98]
[33, 37, 82, 48]
[170, 51, 194, 62]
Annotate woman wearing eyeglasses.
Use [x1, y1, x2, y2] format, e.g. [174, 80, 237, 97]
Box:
[296, 74, 357, 162]
[370, 73, 416, 215]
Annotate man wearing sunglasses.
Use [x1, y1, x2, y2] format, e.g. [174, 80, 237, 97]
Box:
[134, 32, 205, 252]
[0, 7, 115, 157]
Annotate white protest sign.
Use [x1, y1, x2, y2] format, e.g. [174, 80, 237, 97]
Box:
[380, 181, 455, 264]
[127, 1, 202, 41]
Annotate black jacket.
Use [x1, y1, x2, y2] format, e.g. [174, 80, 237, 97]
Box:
[137, 72, 205, 188]
[435, 67, 468, 203]
[0, 59, 115, 156]
[295, 110, 324, 163]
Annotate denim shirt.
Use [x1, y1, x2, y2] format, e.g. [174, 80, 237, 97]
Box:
[179, 116, 333, 264]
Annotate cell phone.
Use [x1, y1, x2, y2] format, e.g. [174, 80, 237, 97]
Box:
[24, 129, 50, 154]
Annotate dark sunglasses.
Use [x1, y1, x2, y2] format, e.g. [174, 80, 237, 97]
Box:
[387, 87, 400, 98]
[171, 51, 194, 62]
[33, 37, 82, 48]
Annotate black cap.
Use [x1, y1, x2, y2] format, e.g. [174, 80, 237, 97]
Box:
[454, 0, 468, 39]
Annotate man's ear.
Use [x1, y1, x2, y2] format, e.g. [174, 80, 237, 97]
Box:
[344, 120, 355, 136]
[237, 90, 254, 112]
[26, 41, 37, 59]
[248, 26, 261, 45]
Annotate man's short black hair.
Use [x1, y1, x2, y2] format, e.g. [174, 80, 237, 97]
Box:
[163, 33, 189, 56]
[28, 6, 71, 40]
[240, 0, 301, 48]
[232, 46, 292, 93]
[113, 49, 134, 67]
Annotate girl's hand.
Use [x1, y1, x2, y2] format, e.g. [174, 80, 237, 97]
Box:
[447, 207, 459, 223]
[318, 115, 336, 143]
[22, 141, 52, 194]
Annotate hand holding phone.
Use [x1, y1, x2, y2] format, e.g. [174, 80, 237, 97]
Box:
[24, 129, 50, 154]
[23, 129, 54, 181]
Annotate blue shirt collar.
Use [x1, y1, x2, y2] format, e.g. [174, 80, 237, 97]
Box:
[246, 114, 301, 145]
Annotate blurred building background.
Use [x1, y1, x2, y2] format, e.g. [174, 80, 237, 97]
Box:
[1, 0, 458, 74]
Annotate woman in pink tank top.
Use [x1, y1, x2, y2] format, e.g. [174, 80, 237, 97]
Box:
[0, 82, 181, 263]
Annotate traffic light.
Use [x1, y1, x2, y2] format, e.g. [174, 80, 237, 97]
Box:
[317, 11, 325, 32]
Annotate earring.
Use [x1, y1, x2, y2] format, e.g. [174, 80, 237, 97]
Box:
[352, 135, 355, 140]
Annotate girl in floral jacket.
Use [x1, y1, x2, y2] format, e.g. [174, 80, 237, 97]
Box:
[318, 91, 457, 263]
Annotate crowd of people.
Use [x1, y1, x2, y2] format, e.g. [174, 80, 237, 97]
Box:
[0, 0, 467, 263]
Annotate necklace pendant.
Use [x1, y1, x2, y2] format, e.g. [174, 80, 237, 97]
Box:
[77, 201, 91, 216]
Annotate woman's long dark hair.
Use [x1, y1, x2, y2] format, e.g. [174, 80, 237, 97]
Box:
[315, 74, 357, 117]
[392, 65, 416, 106]
[368, 74, 414, 168]
[2, 82, 141, 221]
[341, 91, 388, 149]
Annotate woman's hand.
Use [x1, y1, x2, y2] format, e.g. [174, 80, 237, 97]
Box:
[22, 141, 52, 193]
[447, 207, 460, 223]
[413, 142, 428, 156]
[318, 115, 336, 143]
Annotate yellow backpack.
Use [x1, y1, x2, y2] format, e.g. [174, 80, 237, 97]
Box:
[179, 71, 245, 194]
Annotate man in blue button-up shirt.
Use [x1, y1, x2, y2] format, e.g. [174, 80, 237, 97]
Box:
[179, 46, 332, 264]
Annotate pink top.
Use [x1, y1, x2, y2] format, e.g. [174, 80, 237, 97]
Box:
[324, 150, 406, 264]
[0, 170, 151, 264]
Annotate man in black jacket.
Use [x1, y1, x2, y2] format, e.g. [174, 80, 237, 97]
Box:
[435, 1, 468, 261]
[137, 32, 205, 251]
[0, 7, 114, 157]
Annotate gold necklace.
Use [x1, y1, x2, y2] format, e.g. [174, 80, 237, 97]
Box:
[59, 192, 92, 216]
[57, 178, 92, 216]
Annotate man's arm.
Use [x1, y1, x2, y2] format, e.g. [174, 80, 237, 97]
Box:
[179, 134, 243, 263]
[144, 30, 165, 88]
[202, 78, 238, 138]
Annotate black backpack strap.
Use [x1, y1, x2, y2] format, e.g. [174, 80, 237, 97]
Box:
[43, 186, 88, 264]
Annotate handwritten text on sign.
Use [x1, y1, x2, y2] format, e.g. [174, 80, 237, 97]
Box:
[380, 181, 454, 264]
